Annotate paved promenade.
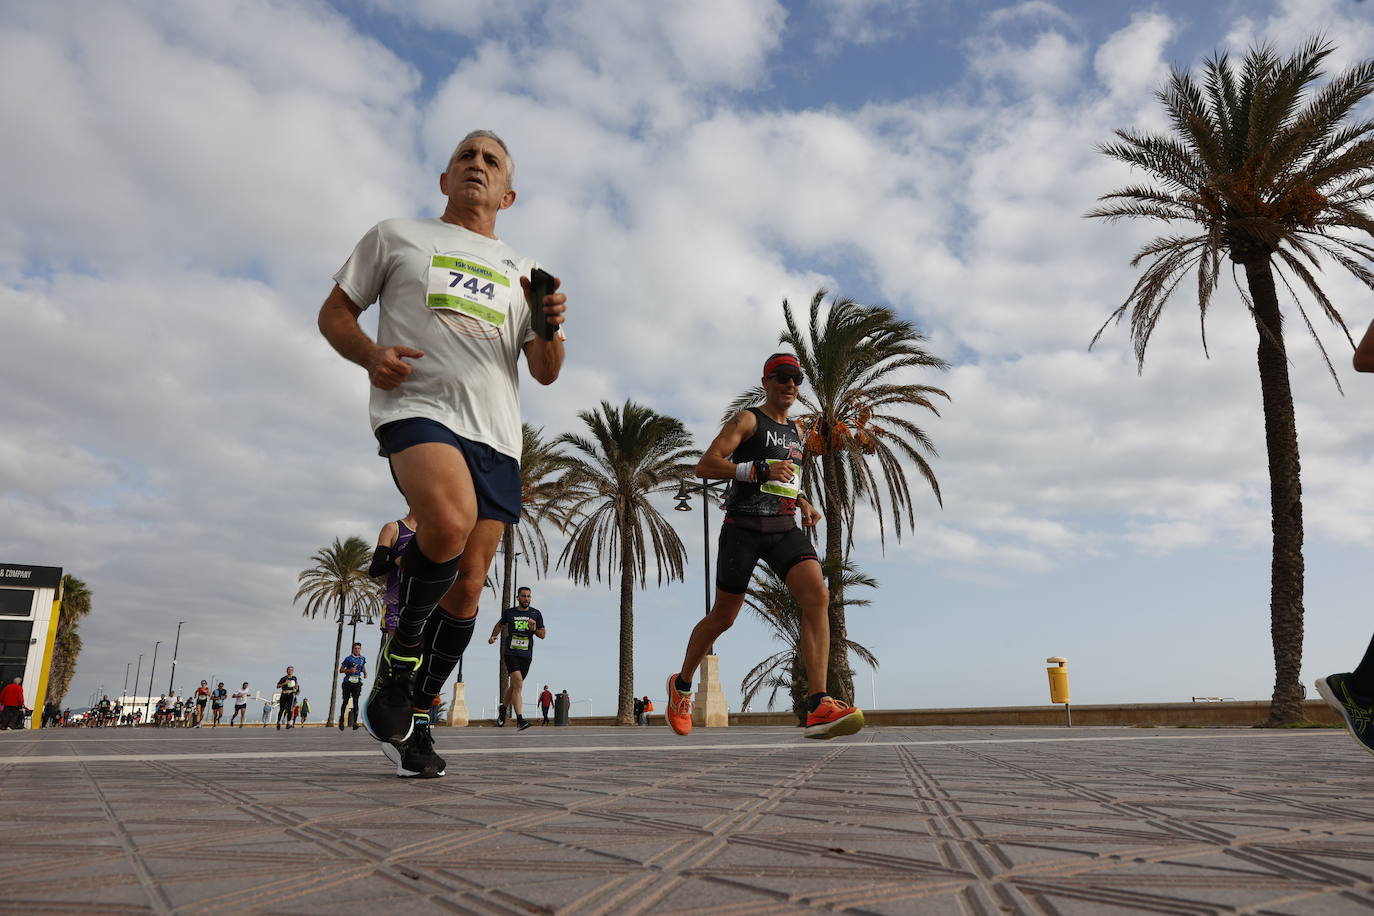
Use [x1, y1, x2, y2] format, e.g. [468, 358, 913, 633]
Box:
[1, 725, 1370, 914]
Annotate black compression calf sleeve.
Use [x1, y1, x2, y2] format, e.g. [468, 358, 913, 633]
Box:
[393, 539, 461, 647]
[413, 612, 476, 707]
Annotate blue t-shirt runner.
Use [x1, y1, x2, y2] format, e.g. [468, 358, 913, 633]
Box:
[340, 652, 368, 685]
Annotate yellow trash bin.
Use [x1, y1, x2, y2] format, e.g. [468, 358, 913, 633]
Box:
[1046, 657, 1070, 726]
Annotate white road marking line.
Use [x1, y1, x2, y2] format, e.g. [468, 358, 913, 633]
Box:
[0, 731, 1334, 766]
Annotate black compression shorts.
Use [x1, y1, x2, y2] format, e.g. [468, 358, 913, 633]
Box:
[715, 523, 818, 594]
[504, 655, 531, 678]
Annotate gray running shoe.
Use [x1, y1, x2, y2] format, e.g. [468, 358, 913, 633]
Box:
[362, 636, 422, 744]
[382, 713, 446, 778]
[1316, 674, 1374, 757]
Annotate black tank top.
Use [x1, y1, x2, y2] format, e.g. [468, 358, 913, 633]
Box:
[724, 407, 804, 524]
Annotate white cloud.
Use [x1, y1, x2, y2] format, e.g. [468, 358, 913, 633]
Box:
[813, 0, 923, 47]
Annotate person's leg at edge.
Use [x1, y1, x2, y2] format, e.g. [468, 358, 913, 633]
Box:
[677, 589, 748, 690]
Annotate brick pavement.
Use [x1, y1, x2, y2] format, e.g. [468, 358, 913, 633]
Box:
[0, 725, 1370, 914]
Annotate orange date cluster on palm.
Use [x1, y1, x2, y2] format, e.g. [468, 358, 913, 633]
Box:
[800, 404, 883, 456]
[1197, 173, 1328, 230]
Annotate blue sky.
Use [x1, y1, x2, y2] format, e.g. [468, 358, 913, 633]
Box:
[3, 0, 1374, 719]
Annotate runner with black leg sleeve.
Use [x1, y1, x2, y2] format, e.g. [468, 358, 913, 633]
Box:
[665, 353, 864, 740]
[488, 586, 545, 731]
[318, 130, 567, 778]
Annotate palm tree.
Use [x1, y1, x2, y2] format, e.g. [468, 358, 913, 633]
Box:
[556, 400, 696, 724]
[496, 423, 577, 708]
[740, 558, 880, 724]
[295, 536, 382, 726]
[727, 290, 948, 702]
[1088, 40, 1374, 725]
[46, 575, 92, 705]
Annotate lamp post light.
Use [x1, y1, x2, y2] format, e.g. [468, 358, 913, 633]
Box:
[167, 620, 185, 698]
[146, 641, 162, 720]
[133, 654, 143, 712]
[673, 477, 730, 628]
[123, 663, 131, 704]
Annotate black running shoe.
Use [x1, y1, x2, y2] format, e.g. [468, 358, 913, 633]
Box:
[362, 637, 423, 744]
[516, 719, 532, 731]
[382, 713, 446, 778]
[1316, 673, 1374, 757]
[496, 704, 507, 728]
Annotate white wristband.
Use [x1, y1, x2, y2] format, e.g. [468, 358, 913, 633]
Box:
[734, 463, 753, 482]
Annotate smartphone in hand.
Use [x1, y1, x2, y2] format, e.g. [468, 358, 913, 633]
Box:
[530, 267, 557, 341]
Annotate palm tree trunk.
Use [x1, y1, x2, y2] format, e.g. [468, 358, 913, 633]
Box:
[819, 451, 854, 704]
[328, 594, 345, 726]
[617, 516, 636, 725]
[1242, 258, 1307, 726]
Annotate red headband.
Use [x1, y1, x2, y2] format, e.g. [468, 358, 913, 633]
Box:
[763, 354, 801, 376]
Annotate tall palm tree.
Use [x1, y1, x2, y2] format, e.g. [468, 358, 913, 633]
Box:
[1088, 40, 1374, 725]
[295, 536, 382, 726]
[497, 423, 577, 707]
[740, 558, 879, 724]
[556, 400, 696, 724]
[727, 290, 948, 702]
[46, 575, 92, 705]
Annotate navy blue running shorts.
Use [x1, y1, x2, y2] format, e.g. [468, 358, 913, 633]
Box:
[375, 417, 521, 524]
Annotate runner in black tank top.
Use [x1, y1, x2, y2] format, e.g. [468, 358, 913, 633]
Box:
[663, 353, 864, 741]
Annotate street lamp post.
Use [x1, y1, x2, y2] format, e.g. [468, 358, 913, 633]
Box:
[146, 641, 162, 720]
[166, 620, 185, 698]
[133, 654, 143, 711]
[123, 663, 131, 704]
[673, 477, 730, 623]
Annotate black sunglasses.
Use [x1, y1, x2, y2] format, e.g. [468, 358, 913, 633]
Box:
[769, 372, 804, 385]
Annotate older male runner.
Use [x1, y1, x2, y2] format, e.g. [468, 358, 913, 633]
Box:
[318, 130, 567, 778]
[1316, 318, 1374, 758]
[665, 353, 863, 740]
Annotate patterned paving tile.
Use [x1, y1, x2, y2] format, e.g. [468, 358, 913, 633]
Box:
[1, 726, 1371, 914]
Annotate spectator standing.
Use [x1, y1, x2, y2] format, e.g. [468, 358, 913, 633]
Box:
[0, 678, 24, 729]
[538, 686, 553, 725]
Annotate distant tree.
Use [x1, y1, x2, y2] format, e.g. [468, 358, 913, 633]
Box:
[557, 400, 696, 724]
[46, 575, 92, 705]
[739, 558, 879, 724]
[295, 537, 382, 727]
[726, 290, 947, 702]
[1088, 40, 1374, 724]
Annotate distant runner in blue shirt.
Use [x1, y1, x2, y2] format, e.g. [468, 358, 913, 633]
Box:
[488, 586, 545, 731]
[339, 643, 368, 731]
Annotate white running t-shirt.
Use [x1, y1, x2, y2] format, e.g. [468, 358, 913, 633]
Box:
[333, 218, 540, 460]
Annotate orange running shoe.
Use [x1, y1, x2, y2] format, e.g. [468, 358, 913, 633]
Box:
[665, 673, 693, 736]
[804, 696, 864, 740]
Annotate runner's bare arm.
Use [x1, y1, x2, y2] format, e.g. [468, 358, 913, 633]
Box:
[1355, 319, 1374, 372]
[535, 626, 546, 639]
[369, 520, 398, 576]
[317, 284, 424, 390]
[694, 411, 758, 479]
[487, 621, 505, 645]
[520, 275, 566, 385]
[797, 496, 822, 528]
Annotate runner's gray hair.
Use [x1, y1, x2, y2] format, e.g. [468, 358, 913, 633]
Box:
[452, 129, 514, 185]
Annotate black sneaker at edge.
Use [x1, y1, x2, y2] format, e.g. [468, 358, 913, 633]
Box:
[1316, 673, 1374, 757]
[382, 713, 446, 778]
[361, 637, 423, 744]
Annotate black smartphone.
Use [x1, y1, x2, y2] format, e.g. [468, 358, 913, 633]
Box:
[530, 267, 557, 340]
